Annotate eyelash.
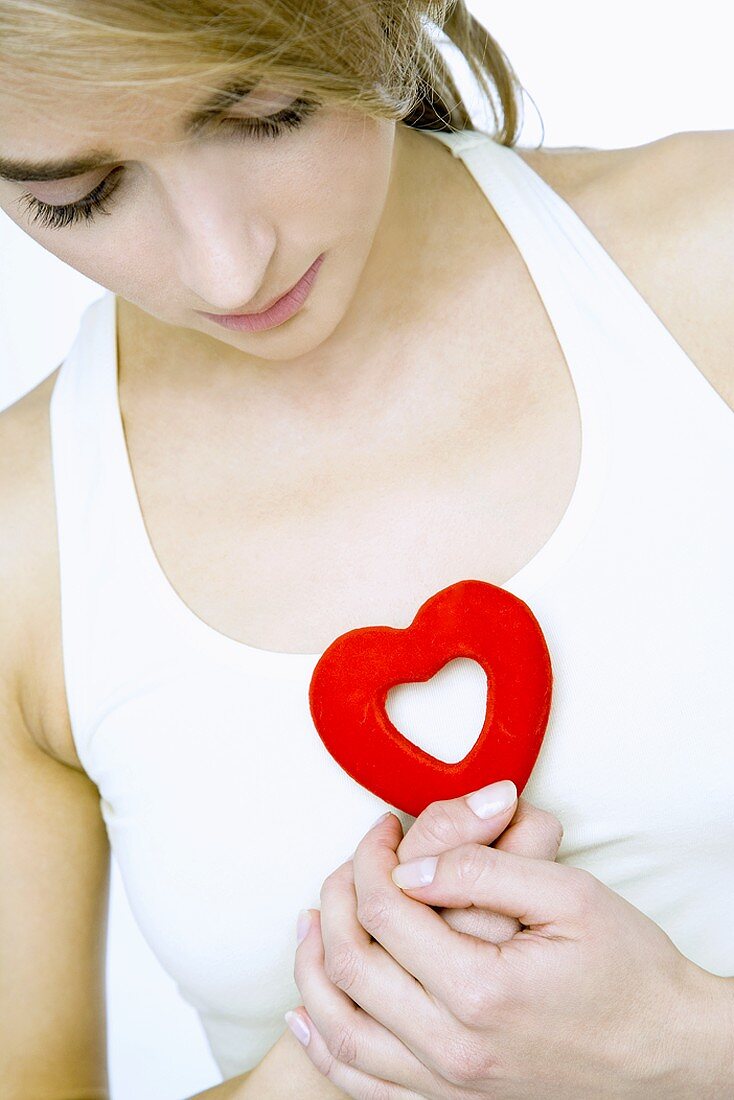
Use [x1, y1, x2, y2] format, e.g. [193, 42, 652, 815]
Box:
[18, 96, 319, 231]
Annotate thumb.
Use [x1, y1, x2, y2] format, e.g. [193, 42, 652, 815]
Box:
[391, 842, 596, 930]
[395, 779, 518, 864]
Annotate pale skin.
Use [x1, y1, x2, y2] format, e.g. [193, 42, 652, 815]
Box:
[0, 64, 732, 1098]
[291, 792, 734, 1098]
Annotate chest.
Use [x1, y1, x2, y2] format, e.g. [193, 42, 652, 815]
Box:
[90, 516, 734, 1078]
[117, 294, 582, 658]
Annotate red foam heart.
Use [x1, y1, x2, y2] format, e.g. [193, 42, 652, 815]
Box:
[308, 579, 552, 818]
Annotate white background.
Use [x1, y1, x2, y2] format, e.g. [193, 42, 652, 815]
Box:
[0, 3, 729, 1096]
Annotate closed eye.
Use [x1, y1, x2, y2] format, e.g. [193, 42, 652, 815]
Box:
[16, 96, 320, 231]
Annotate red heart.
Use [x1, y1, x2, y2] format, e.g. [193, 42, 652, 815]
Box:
[308, 579, 552, 818]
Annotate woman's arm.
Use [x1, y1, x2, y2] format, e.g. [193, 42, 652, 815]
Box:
[0, 381, 111, 1098]
[186, 1028, 350, 1098]
[0, 679, 111, 1099]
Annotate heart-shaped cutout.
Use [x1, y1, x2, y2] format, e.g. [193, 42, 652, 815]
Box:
[385, 657, 489, 764]
[308, 578, 552, 817]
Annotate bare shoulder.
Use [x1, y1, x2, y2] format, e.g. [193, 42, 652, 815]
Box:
[515, 129, 734, 412]
[0, 367, 78, 766]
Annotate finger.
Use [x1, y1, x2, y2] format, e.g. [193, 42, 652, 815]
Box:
[439, 798, 564, 944]
[492, 796, 564, 860]
[395, 779, 518, 863]
[439, 904, 520, 943]
[392, 841, 596, 931]
[287, 1005, 426, 1100]
[316, 858, 450, 1071]
[349, 815, 493, 1017]
[293, 905, 440, 1096]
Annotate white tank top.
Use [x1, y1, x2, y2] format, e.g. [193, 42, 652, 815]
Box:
[49, 127, 734, 1080]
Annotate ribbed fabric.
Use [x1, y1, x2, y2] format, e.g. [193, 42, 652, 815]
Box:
[49, 128, 734, 1079]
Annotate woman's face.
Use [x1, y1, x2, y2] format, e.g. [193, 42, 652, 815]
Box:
[0, 76, 401, 361]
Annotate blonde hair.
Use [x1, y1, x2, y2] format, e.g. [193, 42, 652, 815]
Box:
[0, 1, 529, 145]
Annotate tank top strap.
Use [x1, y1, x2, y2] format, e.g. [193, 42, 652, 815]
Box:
[425, 128, 732, 434]
[49, 292, 191, 771]
[427, 127, 657, 362]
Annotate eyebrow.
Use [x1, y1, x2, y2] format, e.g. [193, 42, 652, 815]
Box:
[0, 79, 257, 183]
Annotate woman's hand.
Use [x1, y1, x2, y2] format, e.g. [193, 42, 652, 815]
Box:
[392, 780, 563, 945]
[278, 782, 560, 1100]
[290, 793, 734, 1099]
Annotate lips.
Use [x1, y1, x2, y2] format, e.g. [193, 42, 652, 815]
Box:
[233, 256, 320, 317]
[198, 252, 325, 332]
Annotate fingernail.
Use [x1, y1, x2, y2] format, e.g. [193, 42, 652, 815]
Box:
[466, 779, 517, 820]
[296, 909, 311, 944]
[285, 1010, 310, 1046]
[370, 810, 391, 829]
[391, 855, 437, 889]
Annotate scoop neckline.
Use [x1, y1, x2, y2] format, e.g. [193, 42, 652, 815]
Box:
[100, 126, 610, 672]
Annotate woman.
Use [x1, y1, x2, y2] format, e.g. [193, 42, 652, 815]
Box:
[0, 1, 732, 1097]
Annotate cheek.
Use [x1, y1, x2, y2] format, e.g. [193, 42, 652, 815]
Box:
[287, 115, 395, 240]
[53, 234, 162, 300]
[43, 230, 178, 325]
[1, 223, 139, 309]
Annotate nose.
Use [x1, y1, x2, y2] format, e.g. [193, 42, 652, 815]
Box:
[162, 165, 277, 313]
